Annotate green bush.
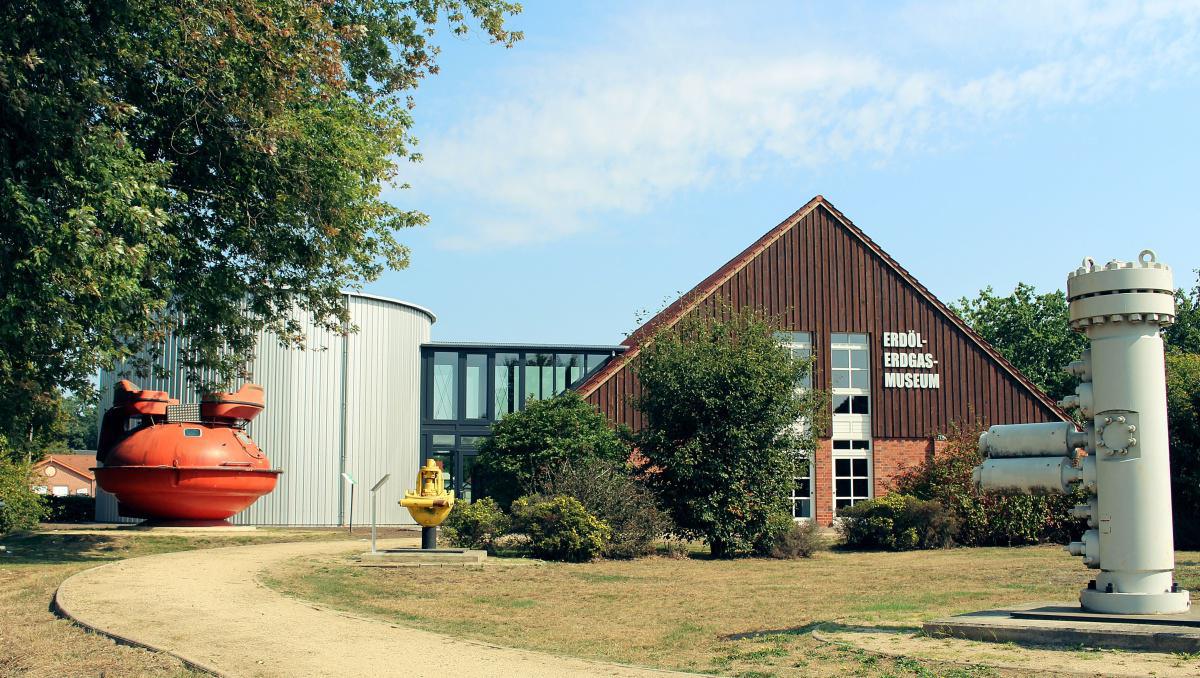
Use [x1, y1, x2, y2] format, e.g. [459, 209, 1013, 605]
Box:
[476, 392, 631, 508]
[43, 494, 94, 522]
[510, 494, 610, 562]
[892, 419, 1083, 546]
[536, 457, 673, 559]
[442, 498, 510, 553]
[0, 459, 45, 535]
[1166, 353, 1200, 549]
[769, 519, 824, 559]
[837, 493, 959, 551]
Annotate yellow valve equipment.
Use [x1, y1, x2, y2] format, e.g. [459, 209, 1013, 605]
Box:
[400, 458, 455, 528]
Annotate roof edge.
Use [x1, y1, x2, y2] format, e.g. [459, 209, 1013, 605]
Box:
[343, 291, 437, 323]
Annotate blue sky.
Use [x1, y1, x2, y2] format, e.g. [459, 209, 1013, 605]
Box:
[367, 1, 1200, 344]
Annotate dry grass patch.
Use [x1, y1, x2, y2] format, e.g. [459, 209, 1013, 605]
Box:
[0, 528, 362, 677]
[265, 545, 1200, 677]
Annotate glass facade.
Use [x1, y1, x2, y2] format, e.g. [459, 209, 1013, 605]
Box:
[420, 344, 622, 502]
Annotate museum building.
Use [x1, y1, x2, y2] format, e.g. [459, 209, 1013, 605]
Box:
[573, 196, 1069, 526]
[98, 195, 1066, 526]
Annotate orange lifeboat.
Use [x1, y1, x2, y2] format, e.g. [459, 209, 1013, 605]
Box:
[93, 380, 282, 524]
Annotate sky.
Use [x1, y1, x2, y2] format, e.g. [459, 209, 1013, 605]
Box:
[367, 0, 1200, 345]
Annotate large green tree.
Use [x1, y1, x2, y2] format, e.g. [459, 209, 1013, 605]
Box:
[632, 307, 828, 558]
[952, 284, 1087, 401]
[0, 0, 521, 460]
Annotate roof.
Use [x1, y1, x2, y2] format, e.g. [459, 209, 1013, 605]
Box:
[34, 453, 98, 479]
[576, 195, 1068, 420]
[343, 291, 437, 323]
[423, 342, 627, 352]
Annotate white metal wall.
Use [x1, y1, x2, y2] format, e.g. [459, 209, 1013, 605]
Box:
[96, 294, 432, 525]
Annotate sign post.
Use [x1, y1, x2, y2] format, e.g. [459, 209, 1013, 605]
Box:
[341, 472, 357, 535]
[369, 474, 391, 554]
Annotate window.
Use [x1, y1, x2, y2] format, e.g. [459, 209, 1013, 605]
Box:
[585, 353, 609, 376]
[465, 353, 487, 419]
[52, 485, 69, 497]
[524, 353, 553, 401]
[494, 353, 520, 418]
[832, 395, 870, 415]
[830, 333, 870, 391]
[777, 331, 814, 389]
[556, 354, 584, 392]
[33, 486, 47, 495]
[832, 439, 871, 511]
[459, 436, 488, 448]
[791, 454, 813, 519]
[432, 351, 458, 420]
[76, 488, 90, 496]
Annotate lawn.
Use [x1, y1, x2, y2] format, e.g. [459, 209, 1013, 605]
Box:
[263, 545, 1200, 678]
[0, 527, 367, 677]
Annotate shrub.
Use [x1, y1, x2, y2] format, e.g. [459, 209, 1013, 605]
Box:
[0, 459, 45, 535]
[43, 494, 94, 522]
[536, 457, 673, 559]
[837, 493, 958, 551]
[476, 392, 631, 508]
[632, 305, 829, 557]
[892, 419, 1084, 546]
[1166, 352, 1200, 549]
[769, 519, 824, 559]
[510, 494, 610, 562]
[442, 498, 510, 553]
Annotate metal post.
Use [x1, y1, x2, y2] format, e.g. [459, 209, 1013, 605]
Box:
[369, 474, 391, 555]
[341, 472, 357, 535]
[422, 526, 437, 550]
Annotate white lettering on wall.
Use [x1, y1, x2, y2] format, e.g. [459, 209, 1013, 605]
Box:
[882, 330, 940, 389]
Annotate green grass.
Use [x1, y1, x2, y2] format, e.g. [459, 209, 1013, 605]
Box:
[264, 544, 1157, 677]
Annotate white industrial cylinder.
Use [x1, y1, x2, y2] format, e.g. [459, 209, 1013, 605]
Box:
[1068, 251, 1186, 613]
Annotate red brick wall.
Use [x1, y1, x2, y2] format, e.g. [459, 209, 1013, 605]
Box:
[809, 437, 934, 527]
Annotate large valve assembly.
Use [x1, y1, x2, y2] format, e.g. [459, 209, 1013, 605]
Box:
[973, 250, 1189, 615]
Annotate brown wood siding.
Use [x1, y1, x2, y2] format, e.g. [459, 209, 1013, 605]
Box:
[585, 203, 1063, 438]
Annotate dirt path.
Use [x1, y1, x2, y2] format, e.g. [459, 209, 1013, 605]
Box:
[54, 538, 693, 678]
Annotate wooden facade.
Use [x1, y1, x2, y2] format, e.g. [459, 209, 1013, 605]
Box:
[578, 196, 1067, 438]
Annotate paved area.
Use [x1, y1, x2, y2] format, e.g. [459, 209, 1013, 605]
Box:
[54, 538, 692, 677]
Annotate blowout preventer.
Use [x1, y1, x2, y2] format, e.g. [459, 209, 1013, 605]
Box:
[400, 459, 455, 549]
[973, 250, 1189, 615]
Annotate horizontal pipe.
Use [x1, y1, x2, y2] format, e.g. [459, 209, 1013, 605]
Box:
[972, 455, 1080, 493]
[979, 421, 1089, 458]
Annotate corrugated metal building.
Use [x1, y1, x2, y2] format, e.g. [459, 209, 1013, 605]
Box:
[96, 293, 434, 526]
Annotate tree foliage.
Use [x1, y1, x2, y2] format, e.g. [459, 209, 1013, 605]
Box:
[476, 391, 630, 508]
[0, 0, 521, 460]
[1164, 273, 1200, 354]
[632, 307, 829, 558]
[952, 284, 1087, 401]
[1166, 353, 1200, 549]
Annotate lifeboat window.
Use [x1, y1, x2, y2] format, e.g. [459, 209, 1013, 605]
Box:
[184, 428, 202, 437]
[123, 416, 143, 432]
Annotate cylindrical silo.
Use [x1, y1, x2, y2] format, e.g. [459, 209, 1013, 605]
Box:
[96, 292, 434, 526]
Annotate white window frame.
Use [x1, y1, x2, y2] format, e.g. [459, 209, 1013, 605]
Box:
[831, 438, 872, 513]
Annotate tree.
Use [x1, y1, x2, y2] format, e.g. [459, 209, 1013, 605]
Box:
[1166, 353, 1200, 549]
[59, 393, 99, 451]
[632, 307, 828, 558]
[952, 284, 1087, 401]
[0, 0, 522, 461]
[475, 391, 630, 508]
[1164, 272, 1200, 354]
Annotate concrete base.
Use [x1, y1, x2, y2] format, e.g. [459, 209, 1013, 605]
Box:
[359, 548, 486, 568]
[925, 602, 1200, 653]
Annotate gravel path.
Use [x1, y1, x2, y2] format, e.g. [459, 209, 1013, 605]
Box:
[54, 538, 693, 678]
